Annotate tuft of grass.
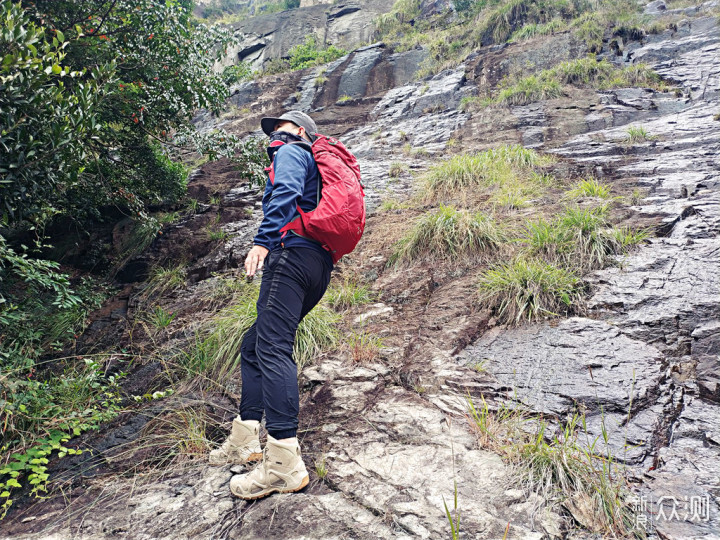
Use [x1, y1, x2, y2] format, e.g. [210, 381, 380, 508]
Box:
[509, 18, 566, 42]
[324, 278, 374, 311]
[337, 95, 352, 103]
[201, 283, 340, 384]
[496, 75, 564, 106]
[565, 178, 612, 199]
[379, 198, 411, 212]
[112, 217, 161, 275]
[624, 125, 657, 143]
[610, 226, 649, 249]
[138, 264, 186, 305]
[348, 331, 383, 363]
[315, 455, 328, 480]
[492, 188, 531, 210]
[390, 206, 505, 264]
[389, 161, 408, 178]
[132, 405, 212, 468]
[556, 205, 620, 271]
[486, 57, 667, 107]
[477, 258, 583, 324]
[147, 306, 177, 329]
[186, 198, 200, 214]
[521, 206, 626, 272]
[465, 394, 639, 536]
[421, 145, 552, 201]
[207, 228, 229, 242]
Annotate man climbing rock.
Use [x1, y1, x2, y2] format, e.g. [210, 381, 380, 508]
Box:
[208, 110, 333, 499]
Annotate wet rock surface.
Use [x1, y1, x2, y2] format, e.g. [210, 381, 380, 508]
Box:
[459, 13, 720, 538]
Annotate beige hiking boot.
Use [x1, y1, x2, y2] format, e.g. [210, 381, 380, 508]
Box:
[208, 416, 263, 466]
[229, 435, 309, 499]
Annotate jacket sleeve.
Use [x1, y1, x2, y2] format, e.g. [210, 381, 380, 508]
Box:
[253, 144, 311, 251]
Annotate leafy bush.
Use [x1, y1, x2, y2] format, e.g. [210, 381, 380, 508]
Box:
[390, 205, 505, 264]
[1, 0, 237, 229]
[0, 356, 124, 517]
[477, 258, 583, 323]
[287, 35, 347, 71]
[222, 62, 253, 84]
[230, 136, 271, 191]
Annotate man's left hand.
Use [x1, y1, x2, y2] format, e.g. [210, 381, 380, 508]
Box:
[245, 245, 270, 278]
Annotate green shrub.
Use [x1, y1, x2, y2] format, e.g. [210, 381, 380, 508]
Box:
[287, 35, 347, 71]
[1, 0, 237, 229]
[222, 62, 253, 84]
[390, 205, 505, 264]
[477, 258, 583, 323]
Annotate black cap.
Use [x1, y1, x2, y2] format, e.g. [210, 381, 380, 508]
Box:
[261, 110, 318, 141]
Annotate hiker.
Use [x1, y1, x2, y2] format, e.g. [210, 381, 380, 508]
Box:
[208, 111, 333, 499]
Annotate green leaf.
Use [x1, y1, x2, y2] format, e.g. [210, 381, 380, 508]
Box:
[56, 30, 65, 42]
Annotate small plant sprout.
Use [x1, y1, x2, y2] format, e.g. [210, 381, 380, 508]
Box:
[315, 455, 328, 480]
[337, 94, 352, 103]
[149, 306, 177, 328]
[207, 228, 229, 242]
[186, 198, 200, 214]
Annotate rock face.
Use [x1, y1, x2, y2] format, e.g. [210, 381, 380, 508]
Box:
[223, 1, 392, 70]
[4, 3, 719, 540]
[459, 12, 720, 538]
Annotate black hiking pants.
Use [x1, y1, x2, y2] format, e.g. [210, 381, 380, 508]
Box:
[239, 246, 332, 439]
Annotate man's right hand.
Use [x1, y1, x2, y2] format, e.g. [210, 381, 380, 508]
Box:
[244, 245, 270, 278]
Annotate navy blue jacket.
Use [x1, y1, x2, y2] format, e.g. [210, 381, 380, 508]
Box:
[253, 144, 333, 267]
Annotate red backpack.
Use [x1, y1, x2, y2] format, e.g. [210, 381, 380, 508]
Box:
[266, 134, 366, 264]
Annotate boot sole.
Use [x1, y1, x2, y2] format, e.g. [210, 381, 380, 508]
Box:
[208, 452, 263, 467]
[231, 474, 309, 500]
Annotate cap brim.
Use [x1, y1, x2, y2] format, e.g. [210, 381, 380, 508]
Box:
[260, 117, 283, 136]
